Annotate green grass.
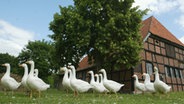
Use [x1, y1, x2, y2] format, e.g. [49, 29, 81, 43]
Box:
[0, 89, 184, 104]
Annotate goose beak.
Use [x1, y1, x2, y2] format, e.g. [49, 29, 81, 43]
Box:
[142, 73, 145, 76]
[87, 71, 91, 74]
[60, 67, 65, 72]
[1, 64, 5, 66]
[67, 66, 70, 69]
[67, 64, 72, 69]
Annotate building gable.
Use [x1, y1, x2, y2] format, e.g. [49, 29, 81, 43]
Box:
[141, 16, 184, 46]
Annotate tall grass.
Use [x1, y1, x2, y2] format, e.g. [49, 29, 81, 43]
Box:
[0, 89, 184, 104]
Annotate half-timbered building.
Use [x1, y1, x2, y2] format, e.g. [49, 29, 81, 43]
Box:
[58, 16, 184, 93]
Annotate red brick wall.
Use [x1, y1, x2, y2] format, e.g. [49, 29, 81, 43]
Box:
[140, 36, 184, 92]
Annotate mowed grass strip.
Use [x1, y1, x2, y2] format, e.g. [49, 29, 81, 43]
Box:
[0, 89, 184, 104]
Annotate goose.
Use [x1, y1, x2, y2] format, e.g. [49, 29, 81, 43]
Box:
[99, 69, 124, 93]
[34, 69, 39, 77]
[153, 66, 171, 94]
[88, 71, 106, 93]
[26, 60, 50, 98]
[97, 73, 109, 93]
[19, 63, 29, 90]
[60, 67, 73, 92]
[132, 74, 146, 94]
[68, 64, 92, 96]
[1, 63, 21, 94]
[142, 73, 155, 93]
[94, 74, 99, 83]
[98, 74, 109, 93]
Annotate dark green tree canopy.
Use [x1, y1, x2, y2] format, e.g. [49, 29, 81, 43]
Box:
[49, 0, 147, 70]
[0, 53, 19, 74]
[18, 40, 58, 82]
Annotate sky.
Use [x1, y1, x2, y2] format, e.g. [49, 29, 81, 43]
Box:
[0, 0, 184, 56]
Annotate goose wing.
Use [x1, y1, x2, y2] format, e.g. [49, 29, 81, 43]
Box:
[104, 80, 124, 92]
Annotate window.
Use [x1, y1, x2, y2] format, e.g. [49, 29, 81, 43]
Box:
[165, 44, 175, 58]
[146, 62, 153, 75]
[165, 66, 183, 79]
[179, 70, 183, 79]
[165, 66, 171, 77]
[170, 67, 176, 78]
[155, 40, 159, 45]
[175, 69, 180, 78]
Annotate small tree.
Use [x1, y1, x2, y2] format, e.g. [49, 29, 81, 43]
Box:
[18, 40, 59, 82]
[0, 53, 20, 74]
[49, 0, 147, 70]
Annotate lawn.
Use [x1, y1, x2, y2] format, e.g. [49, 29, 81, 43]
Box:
[0, 89, 184, 104]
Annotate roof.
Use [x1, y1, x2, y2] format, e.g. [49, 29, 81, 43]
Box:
[77, 56, 94, 70]
[141, 16, 184, 46]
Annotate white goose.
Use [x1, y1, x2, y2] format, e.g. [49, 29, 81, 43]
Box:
[34, 69, 39, 78]
[98, 74, 109, 93]
[68, 65, 92, 96]
[26, 60, 50, 98]
[88, 70, 106, 93]
[60, 67, 73, 92]
[153, 66, 171, 94]
[1, 63, 21, 92]
[132, 74, 146, 94]
[142, 73, 155, 93]
[94, 74, 100, 83]
[19, 63, 29, 90]
[97, 73, 109, 93]
[99, 69, 124, 93]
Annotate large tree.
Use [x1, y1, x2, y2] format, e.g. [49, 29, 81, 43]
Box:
[18, 40, 58, 82]
[49, 0, 147, 70]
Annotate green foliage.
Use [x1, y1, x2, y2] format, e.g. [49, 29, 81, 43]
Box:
[0, 53, 20, 74]
[49, 0, 147, 70]
[49, 6, 88, 67]
[47, 74, 58, 88]
[18, 40, 59, 82]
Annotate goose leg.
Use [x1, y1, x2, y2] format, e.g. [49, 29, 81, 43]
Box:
[39, 91, 41, 98]
[115, 92, 118, 99]
[67, 89, 68, 94]
[30, 90, 32, 98]
[74, 90, 78, 96]
[4, 88, 7, 95]
[74, 90, 76, 96]
[11, 90, 13, 96]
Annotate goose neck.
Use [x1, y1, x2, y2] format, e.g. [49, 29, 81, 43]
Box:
[155, 71, 160, 81]
[135, 76, 139, 83]
[30, 62, 35, 76]
[23, 66, 29, 77]
[102, 71, 107, 80]
[144, 75, 150, 83]
[63, 69, 68, 79]
[90, 72, 95, 83]
[96, 75, 99, 83]
[5, 65, 10, 76]
[68, 70, 72, 79]
[71, 68, 76, 79]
